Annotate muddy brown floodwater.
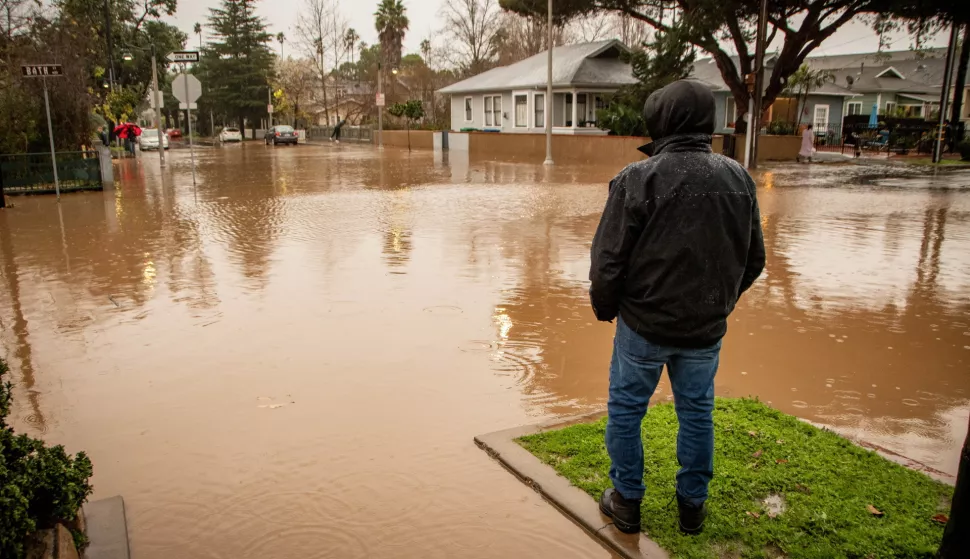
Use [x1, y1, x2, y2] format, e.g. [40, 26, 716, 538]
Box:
[1, 144, 968, 558]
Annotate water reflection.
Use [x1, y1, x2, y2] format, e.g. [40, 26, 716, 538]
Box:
[0, 148, 966, 559]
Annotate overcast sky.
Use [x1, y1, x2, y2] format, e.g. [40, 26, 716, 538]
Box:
[166, 0, 950, 60]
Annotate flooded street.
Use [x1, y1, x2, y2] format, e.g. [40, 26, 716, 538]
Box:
[2, 144, 968, 558]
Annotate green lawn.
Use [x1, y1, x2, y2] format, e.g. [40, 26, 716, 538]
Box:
[900, 158, 970, 166]
[517, 399, 952, 559]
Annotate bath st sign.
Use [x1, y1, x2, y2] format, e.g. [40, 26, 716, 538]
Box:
[21, 64, 63, 78]
[167, 51, 200, 63]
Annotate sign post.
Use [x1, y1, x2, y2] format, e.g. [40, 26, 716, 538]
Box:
[171, 57, 202, 187]
[22, 64, 64, 200]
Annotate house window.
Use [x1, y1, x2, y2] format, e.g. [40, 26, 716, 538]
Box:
[589, 94, 608, 125]
[576, 94, 588, 126]
[903, 105, 923, 118]
[514, 94, 528, 127]
[846, 102, 862, 116]
[534, 93, 545, 128]
[885, 101, 897, 115]
[564, 93, 574, 126]
[464, 97, 473, 122]
[725, 97, 737, 129]
[484, 95, 501, 127]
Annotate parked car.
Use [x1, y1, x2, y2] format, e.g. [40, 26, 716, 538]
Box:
[167, 128, 183, 140]
[138, 129, 169, 151]
[219, 127, 243, 143]
[265, 125, 298, 146]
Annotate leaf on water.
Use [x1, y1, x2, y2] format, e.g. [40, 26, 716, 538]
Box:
[776, 459, 789, 464]
[795, 483, 811, 495]
[753, 449, 763, 459]
[931, 514, 949, 525]
[746, 511, 761, 519]
[748, 431, 758, 437]
[867, 505, 884, 517]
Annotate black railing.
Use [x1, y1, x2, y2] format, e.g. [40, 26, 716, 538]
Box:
[0, 151, 102, 195]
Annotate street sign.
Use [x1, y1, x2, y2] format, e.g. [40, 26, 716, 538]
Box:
[167, 51, 200, 63]
[267, 104, 274, 114]
[376, 93, 385, 107]
[149, 90, 164, 109]
[172, 73, 202, 104]
[22, 64, 64, 198]
[21, 64, 63, 78]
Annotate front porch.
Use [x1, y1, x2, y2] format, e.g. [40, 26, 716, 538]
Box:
[508, 89, 613, 135]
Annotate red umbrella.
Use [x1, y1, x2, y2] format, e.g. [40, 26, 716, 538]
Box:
[129, 123, 142, 137]
[113, 123, 130, 139]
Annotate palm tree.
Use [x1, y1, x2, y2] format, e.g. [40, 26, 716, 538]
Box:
[375, 0, 409, 79]
[344, 28, 359, 81]
[277, 32, 286, 59]
[193, 22, 203, 51]
[787, 65, 832, 130]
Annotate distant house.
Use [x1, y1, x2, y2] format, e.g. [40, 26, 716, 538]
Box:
[690, 55, 858, 137]
[438, 40, 637, 135]
[805, 48, 969, 123]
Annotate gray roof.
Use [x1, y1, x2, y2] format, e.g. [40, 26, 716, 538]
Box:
[690, 55, 858, 97]
[438, 40, 637, 94]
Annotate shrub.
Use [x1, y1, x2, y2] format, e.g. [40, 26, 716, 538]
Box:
[959, 139, 970, 161]
[0, 358, 93, 558]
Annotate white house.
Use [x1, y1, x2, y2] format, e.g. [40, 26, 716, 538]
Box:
[438, 40, 637, 135]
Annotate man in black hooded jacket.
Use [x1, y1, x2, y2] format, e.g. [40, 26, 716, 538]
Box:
[590, 80, 765, 535]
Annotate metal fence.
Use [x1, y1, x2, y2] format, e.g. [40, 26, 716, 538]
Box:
[761, 120, 941, 155]
[0, 151, 103, 195]
[306, 126, 374, 143]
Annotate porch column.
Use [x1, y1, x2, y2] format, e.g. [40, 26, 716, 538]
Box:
[571, 90, 578, 129]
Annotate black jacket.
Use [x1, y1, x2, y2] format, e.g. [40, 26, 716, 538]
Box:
[589, 80, 765, 348]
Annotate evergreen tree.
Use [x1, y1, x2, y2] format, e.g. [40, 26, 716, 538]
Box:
[202, 0, 275, 132]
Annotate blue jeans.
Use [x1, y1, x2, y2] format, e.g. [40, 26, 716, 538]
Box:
[606, 316, 720, 507]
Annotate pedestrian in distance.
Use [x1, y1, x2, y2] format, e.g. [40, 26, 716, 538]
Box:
[589, 79, 766, 536]
[331, 118, 346, 144]
[798, 124, 814, 163]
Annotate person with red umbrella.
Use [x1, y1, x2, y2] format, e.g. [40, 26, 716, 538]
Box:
[113, 123, 142, 156]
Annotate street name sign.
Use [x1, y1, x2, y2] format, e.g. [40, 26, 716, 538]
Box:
[21, 64, 63, 78]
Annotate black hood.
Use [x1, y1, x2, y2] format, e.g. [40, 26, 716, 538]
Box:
[637, 80, 716, 155]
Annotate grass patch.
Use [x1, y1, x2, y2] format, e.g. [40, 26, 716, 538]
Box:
[517, 398, 952, 559]
[900, 158, 970, 166]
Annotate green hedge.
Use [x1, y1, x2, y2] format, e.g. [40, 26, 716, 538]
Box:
[0, 358, 93, 558]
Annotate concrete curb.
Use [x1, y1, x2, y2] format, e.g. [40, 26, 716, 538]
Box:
[475, 410, 956, 559]
[474, 412, 669, 559]
[82, 496, 130, 559]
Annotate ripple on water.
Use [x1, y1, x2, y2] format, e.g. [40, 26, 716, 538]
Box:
[489, 341, 541, 387]
[902, 399, 920, 407]
[792, 401, 809, 409]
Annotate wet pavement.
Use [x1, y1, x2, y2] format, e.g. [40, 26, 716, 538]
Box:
[1, 144, 968, 558]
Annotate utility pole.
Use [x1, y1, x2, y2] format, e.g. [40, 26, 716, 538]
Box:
[750, 0, 768, 169]
[378, 62, 384, 149]
[150, 44, 165, 168]
[543, 0, 554, 165]
[268, 86, 273, 128]
[103, 0, 115, 89]
[933, 25, 959, 164]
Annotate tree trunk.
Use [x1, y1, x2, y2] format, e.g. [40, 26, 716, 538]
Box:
[950, 24, 970, 143]
[939, 414, 970, 558]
